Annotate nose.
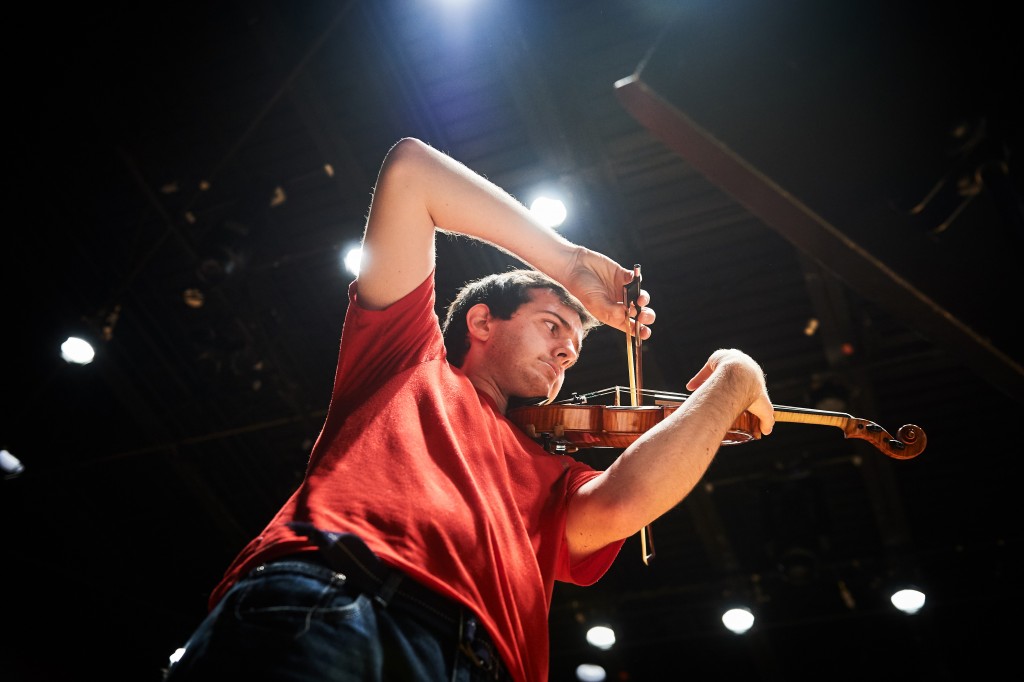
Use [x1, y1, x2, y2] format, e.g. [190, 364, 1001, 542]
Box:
[555, 339, 579, 369]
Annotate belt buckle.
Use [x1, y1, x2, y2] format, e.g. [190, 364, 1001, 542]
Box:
[459, 616, 501, 680]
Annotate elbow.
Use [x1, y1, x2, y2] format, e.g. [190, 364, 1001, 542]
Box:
[371, 138, 429, 199]
[382, 137, 432, 171]
[375, 137, 440, 196]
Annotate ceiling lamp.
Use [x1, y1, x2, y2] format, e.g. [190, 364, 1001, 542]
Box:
[722, 606, 755, 634]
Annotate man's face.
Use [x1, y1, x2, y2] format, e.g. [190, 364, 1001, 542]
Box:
[486, 288, 585, 403]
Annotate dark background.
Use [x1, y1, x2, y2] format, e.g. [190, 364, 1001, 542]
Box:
[4, 1, 1021, 680]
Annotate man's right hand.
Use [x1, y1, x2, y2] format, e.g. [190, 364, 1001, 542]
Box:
[560, 247, 655, 340]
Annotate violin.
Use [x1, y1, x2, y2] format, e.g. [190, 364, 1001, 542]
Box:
[507, 264, 927, 564]
[507, 386, 927, 460]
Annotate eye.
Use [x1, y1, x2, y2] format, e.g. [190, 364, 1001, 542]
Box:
[544, 320, 558, 334]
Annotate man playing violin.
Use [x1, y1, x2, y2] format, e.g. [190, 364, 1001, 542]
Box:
[164, 137, 775, 682]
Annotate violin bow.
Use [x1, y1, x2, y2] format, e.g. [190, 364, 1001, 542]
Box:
[624, 264, 655, 565]
[624, 264, 643, 407]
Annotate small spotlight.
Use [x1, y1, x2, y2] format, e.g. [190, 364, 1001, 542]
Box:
[891, 588, 926, 615]
[1, 449, 25, 478]
[530, 196, 567, 228]
[344, 247, 363, 277]
[722, 607, 755, 634]
[61, 336, 96, 365]
[575, 663, 607, 682]
[585, 625, 615, 650]
[168, 647, 186, 666]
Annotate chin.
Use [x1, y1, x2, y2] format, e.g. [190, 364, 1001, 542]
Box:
[515, 381, 555, 402]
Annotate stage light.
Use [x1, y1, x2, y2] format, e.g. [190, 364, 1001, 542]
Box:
[722, 607, 755, 634]
[890, 587, 926, 614]
[585, 624, 615, 650]
[1, 449, 25, 478]
[344, 246, 362, 276]
[60, 335, 96, 365]
[575, 663, 607, 681]
[530, 195, 567, 228]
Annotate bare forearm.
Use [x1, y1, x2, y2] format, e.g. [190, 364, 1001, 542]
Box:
[360, 138, 642, 332]
[382, 138, 577, 274]
[579, 371, 746, 534]
[567, 351, 773, 557]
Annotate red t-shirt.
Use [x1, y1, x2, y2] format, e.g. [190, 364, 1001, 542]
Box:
[209, 272, 624, 682]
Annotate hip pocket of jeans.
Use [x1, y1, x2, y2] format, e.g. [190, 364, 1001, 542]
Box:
[230, 566, 368, 633]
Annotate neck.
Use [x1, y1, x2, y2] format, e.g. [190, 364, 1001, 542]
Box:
[459, 362, 508, 414]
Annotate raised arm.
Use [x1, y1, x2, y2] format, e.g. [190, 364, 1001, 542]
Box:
[356, 138, 651, 336]
[565, 349, 775, 560]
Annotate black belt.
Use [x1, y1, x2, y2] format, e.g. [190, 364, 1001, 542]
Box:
[285, 522, 459, 623]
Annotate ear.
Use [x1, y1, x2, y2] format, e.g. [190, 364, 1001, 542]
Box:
[465, 303, 493, 342]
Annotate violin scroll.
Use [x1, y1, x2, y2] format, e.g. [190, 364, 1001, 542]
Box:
[844, 419, 927, 460]
[724, 410, 926, 459]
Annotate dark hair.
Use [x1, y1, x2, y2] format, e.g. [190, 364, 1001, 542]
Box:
[442, 269, 599, 367]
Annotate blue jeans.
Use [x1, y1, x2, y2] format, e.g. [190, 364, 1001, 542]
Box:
[163, 557, 510, 682]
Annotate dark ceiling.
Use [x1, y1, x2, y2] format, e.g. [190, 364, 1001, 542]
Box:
[5, 1, 1021, 680]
